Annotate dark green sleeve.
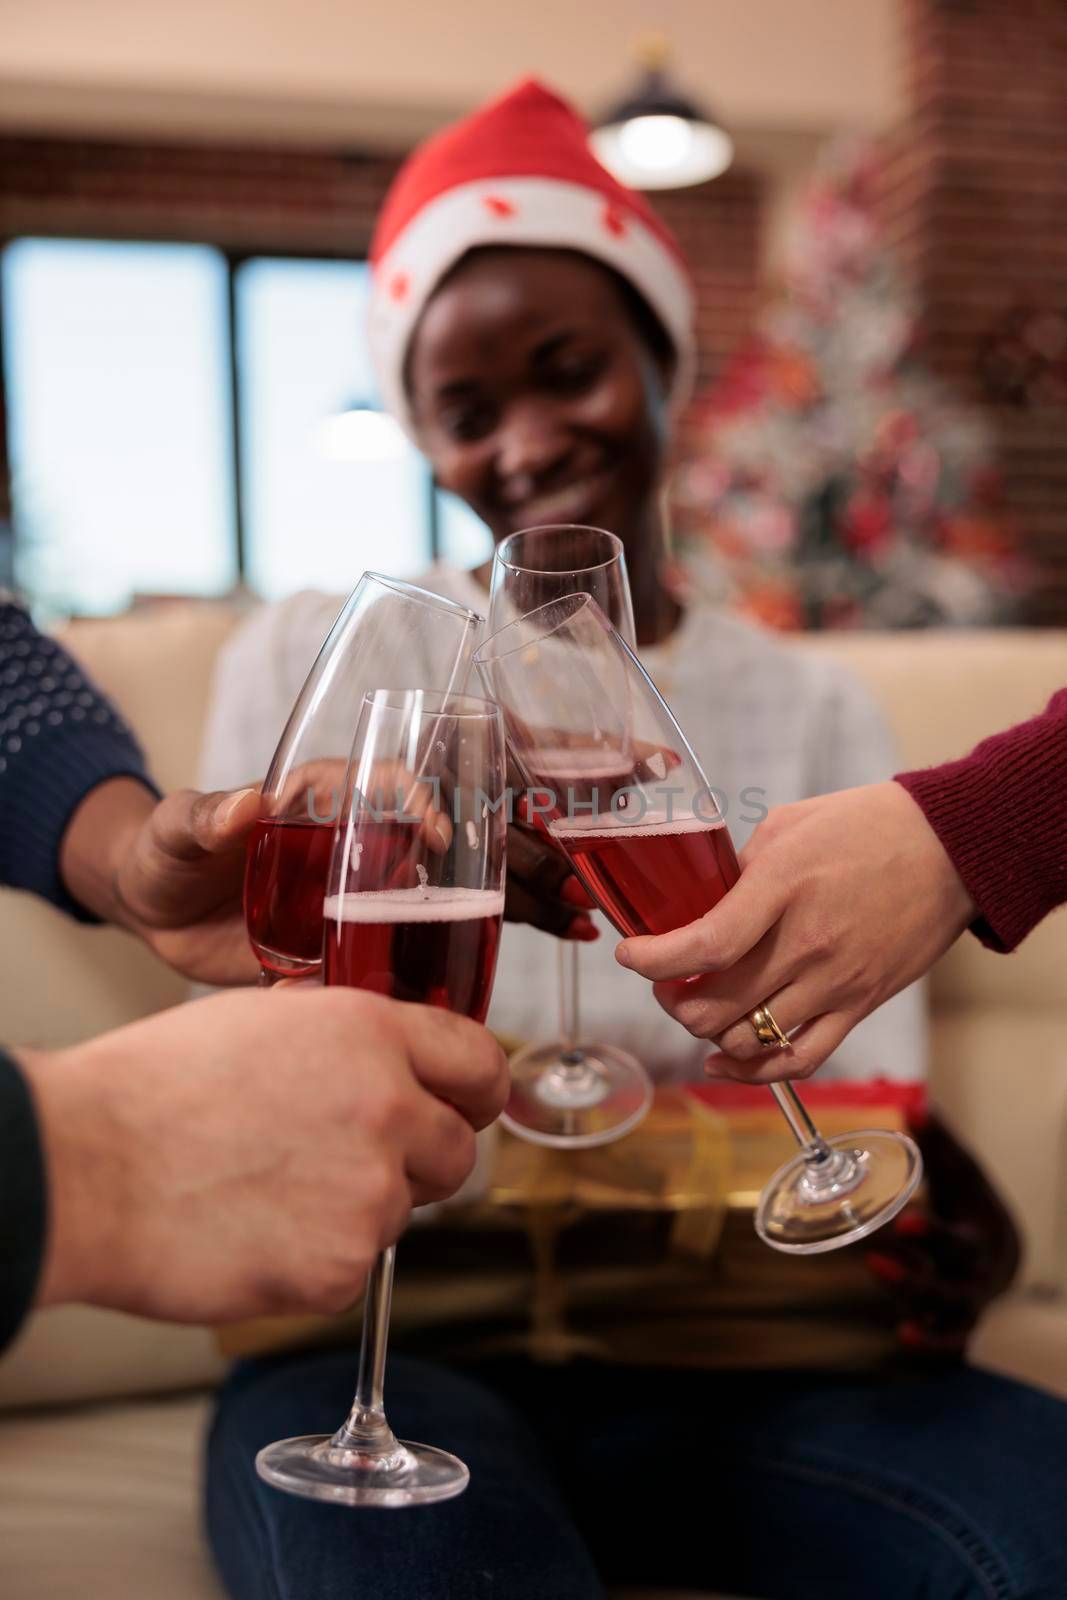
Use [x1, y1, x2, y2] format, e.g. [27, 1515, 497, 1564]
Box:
[0, 1048, 47, 1353]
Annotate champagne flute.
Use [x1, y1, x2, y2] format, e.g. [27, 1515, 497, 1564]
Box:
[243, 572, 482, 982]
[255, 689, 507, 1505]
[488, 525, 652, 1148]
[476, 593, 923, 1255]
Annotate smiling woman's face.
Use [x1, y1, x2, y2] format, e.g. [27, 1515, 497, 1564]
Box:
[406, 248, 672, 556]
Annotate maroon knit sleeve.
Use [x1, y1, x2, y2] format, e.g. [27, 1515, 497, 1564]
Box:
[895, 687, 1067, 953]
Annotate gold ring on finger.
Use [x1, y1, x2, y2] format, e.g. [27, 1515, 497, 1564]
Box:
[747, 1002, 790, 1050]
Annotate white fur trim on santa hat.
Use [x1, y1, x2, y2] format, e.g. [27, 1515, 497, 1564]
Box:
[368, 176, 696, 438]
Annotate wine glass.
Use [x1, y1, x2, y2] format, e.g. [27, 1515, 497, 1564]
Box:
[475, 593, 923, 1255]
[487, 525, 652, 1148]
[243, 572, 482, 983]
[255, 689, 507, 1505]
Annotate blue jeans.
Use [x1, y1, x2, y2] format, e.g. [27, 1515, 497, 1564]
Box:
[205, 1351, 1067, 1599]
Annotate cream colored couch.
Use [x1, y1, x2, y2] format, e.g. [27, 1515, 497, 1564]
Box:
[1, 604, 1065, 1600]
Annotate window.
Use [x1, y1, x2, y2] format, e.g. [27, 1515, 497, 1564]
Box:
[0, 240, 491, 615]
[1, 238, 236, 615]
[437, 486, 495, 572]
[235, 257, 429, 599]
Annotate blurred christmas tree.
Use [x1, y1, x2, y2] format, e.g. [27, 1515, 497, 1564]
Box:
[673, 140, 1031, 630]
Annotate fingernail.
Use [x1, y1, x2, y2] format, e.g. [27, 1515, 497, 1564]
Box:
[219, 787, 258, 828]
[866, 1251, 907, 1284]
[615, 943, 632, 969]
[561, 877, 596, 909]
[568, 915, 600, 942]
[894, 1212, 929, 1238]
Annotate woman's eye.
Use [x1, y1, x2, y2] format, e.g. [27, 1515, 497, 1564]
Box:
[440, 404, 494, 443]
[547, 353, 606, 393]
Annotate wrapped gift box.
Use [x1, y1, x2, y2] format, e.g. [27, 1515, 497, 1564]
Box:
[220, 1082, 923, 1372]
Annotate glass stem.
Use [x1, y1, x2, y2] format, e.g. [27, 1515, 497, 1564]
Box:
[330, 1245, 398, 1453]
[770, 1081, 833, 1164]
[558, 941, 583, 1063]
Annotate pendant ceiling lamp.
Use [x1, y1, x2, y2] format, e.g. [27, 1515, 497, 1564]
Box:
[590, 35, 733, 191]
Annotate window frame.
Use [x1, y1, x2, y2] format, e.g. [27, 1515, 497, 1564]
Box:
[0, 232, 442, 606]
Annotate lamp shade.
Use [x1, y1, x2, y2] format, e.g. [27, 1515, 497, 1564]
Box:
[591, 65, 733, 190]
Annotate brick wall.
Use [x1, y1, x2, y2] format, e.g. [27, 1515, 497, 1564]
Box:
[654, 177, 764, 399]
[0, 132, 763, 481]
[0, 138, 402, 256]
[881, 0, 1067, 623]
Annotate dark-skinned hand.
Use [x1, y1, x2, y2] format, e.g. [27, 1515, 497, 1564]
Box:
[505, 811, 599, 940]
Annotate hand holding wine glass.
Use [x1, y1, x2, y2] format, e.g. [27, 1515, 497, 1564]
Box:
[63, 777, 263, 985]
[242, 568, 592, 980]
[476, 594, 923, 1255]
[20, 985, 507, 1323]
[502, 808, 600, 938]
[243, 573, 482, 982]
[255, 688, 507, 1508]
[616, 782, 977, 1081]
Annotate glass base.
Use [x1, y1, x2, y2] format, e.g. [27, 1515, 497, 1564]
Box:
[501, 1039, 652, 1148]
[755, 1129, 923, 1255]
[255, 1433, 469, 1508]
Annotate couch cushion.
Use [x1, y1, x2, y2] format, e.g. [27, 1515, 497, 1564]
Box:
[0, 890, 187, 1048]
[60, 602, 240, 793]
[0, 1306, 225, 1413]
[930, 1009, 1067, 1293]
[971, 1292, 1067, 1401]
[792, 628, 1067, 772]
[0, 1393, 224, 1600]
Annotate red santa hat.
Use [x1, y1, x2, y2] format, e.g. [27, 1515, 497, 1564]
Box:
[368, 77, 696, 435]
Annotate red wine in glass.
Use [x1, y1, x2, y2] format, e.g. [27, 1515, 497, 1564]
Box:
[245, 816, 437, 978]
[521, 747, 634, 840]
[254, 689, 507, 1511]
[477, 591, 923, 1253]
[244, 817, 335, 976]
[550, 812, 739, 939]
[486, 525, 650, 1151]
[243, 571, 484, 985]
[527, 748, 636, 801]
[323, 887, 504, 1023]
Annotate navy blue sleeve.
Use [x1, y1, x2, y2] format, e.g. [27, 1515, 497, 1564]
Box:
[0, 603, 156, 919]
